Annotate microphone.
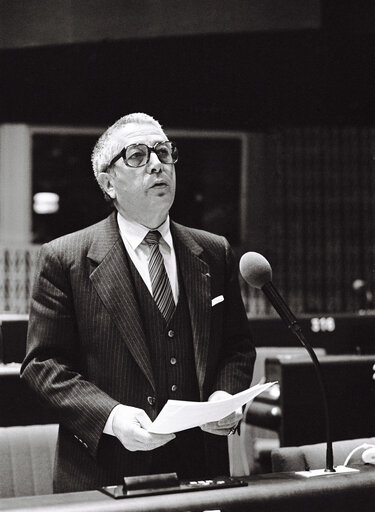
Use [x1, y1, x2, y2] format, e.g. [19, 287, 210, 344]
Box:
[240, 252, 358, 476]
[352, 278, 374, 313]
[239, 252, 308, 334]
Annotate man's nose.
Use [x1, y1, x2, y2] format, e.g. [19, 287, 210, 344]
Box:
[146, 151, 162, 174]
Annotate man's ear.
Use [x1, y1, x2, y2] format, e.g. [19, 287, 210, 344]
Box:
[97, 172, 116, 199]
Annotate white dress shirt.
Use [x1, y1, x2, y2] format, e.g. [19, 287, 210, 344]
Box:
[103, 212, 179, 435]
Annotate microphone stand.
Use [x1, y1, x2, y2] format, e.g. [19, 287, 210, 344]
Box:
[240, 250, 360, 475]
[262, 281, 337, 473]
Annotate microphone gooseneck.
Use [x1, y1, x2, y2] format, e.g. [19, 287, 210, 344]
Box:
[240, 252, 335, 473]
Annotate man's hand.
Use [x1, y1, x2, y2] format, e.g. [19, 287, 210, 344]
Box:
[200, 390, 243, 436]
[112, 404, 175, 451]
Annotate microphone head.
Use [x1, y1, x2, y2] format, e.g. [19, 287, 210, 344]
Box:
[239, 251, 272, 289]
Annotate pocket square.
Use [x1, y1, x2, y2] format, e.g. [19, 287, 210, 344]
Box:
[211, 295, 224, 306]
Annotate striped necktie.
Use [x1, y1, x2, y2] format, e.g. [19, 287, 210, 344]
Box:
[144, 230, 175, 323]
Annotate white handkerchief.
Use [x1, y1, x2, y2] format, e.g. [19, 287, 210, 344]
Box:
[211, 295, 224, 306]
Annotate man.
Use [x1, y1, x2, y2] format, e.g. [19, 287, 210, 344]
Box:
[21, 113, 255, 493]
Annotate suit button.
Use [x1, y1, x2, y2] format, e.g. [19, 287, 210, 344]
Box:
[147, 396, 156, 406]
[171, 384, 177, 392]
[167, 330, 175, 338]
[170, 357, 177, 365]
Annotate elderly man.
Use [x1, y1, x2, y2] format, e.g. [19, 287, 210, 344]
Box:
[21, 113, 255, 493]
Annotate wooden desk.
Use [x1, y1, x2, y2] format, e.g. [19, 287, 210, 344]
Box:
[1, 465, 374, 512]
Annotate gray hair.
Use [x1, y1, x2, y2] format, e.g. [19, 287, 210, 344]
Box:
[91, 113, 164, 184]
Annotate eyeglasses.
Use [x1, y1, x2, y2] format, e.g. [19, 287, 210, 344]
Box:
[108, 141, 178, 169]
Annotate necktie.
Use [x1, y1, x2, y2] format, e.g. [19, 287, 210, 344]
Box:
[144, 230, 175, 323]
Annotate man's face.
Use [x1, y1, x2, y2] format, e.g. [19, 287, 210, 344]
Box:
[100, 122, 176, 228]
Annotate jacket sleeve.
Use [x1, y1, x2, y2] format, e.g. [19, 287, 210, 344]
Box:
[211, 238, 256, 395]
[20, 243, 119, 459]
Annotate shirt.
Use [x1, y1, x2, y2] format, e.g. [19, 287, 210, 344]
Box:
[117, 212, 179, 304]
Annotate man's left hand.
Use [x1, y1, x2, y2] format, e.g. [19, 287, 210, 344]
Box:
[200, 390, 243, 436]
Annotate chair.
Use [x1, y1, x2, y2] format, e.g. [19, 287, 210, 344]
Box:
[271, 436, 375, 473]
[0, 423, 58, 497]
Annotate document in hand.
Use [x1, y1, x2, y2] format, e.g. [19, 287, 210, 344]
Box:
[147, 381, 277, 434]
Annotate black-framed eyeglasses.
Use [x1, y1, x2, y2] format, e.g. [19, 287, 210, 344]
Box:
[107, 141, 178, 169]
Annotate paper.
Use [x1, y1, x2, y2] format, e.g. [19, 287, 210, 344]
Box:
[147, 381, 277, 434]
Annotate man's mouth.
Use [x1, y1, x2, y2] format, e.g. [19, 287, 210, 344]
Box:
[150, 181, 168, 188]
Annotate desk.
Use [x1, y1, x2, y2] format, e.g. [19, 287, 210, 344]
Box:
[251, 313, 375, 355]
[247, 355, 375, 446]
[1, 465, 374, 512]
[0, 315, 28, 364]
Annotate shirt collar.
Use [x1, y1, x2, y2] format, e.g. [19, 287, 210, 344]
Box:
[117, 212, 172, 251]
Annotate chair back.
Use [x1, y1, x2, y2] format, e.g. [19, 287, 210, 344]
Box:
[0, 424, 58, 497]
[271, 436, 375, 472]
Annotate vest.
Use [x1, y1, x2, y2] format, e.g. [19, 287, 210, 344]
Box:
[124, 248, 229, 480]
[126, 254, 200, 414]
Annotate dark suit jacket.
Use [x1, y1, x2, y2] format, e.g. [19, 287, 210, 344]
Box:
[21, 212, 255, 492]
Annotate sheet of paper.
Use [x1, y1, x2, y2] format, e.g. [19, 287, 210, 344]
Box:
[147, 381, 277, 434]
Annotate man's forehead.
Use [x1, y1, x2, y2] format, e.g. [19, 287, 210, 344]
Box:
[112, 122, 167, 146]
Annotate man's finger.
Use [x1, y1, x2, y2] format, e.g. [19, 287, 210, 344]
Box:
[133, 426, 175, 447]
[122, 425, 175, 451]
[218, 408, 243, 427]
[200, 423, 233, 436]
[135, 409, 154, 429]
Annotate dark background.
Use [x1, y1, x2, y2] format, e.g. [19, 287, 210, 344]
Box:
[0, 2, 373, 130]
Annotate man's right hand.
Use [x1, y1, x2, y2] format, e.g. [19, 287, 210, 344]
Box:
[112, 404, 175, 452]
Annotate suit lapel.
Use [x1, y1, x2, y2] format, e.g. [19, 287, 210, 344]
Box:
[171, 222, 211, 395]
[87, 213, 155, 392]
